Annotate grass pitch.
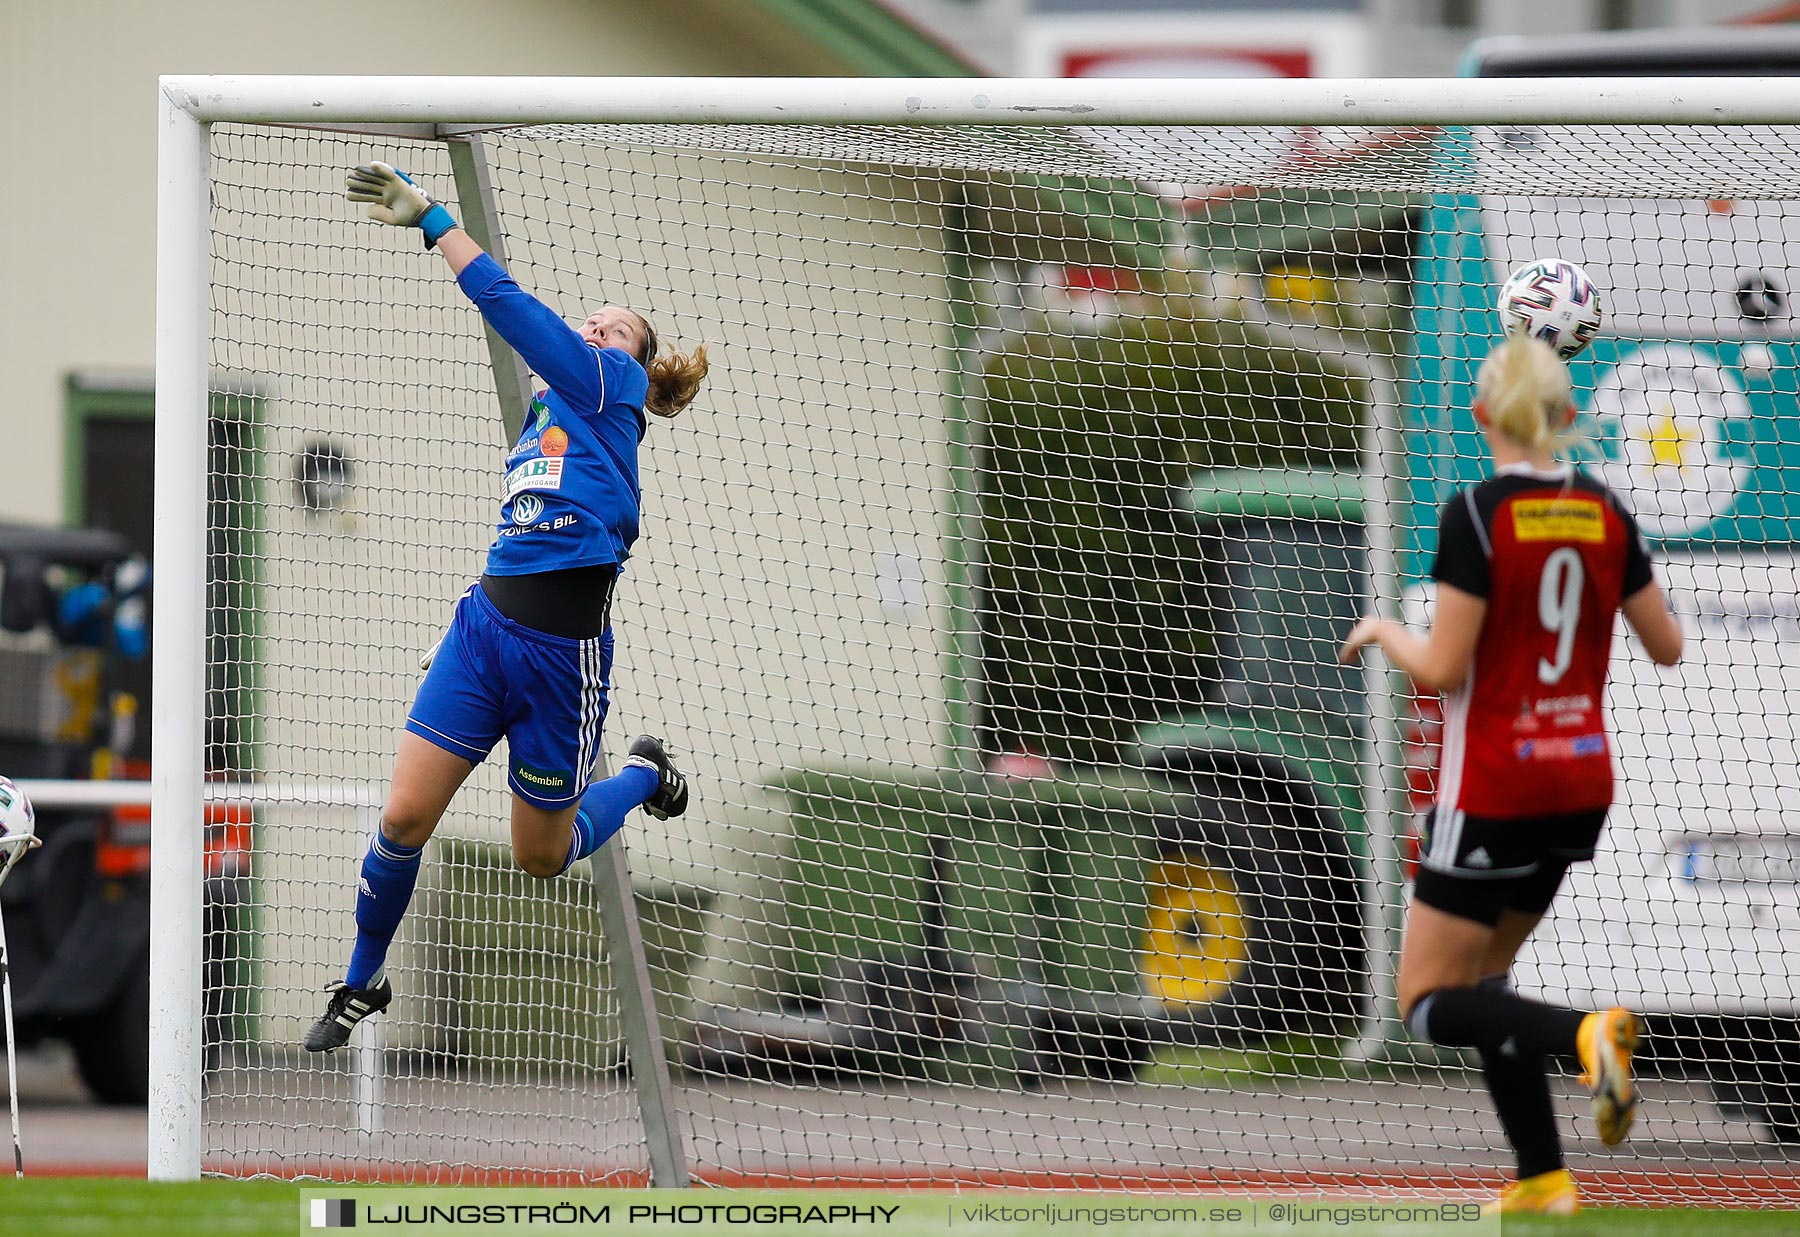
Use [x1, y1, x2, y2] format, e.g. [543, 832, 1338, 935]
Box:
[1, 1178, 1795, 1236]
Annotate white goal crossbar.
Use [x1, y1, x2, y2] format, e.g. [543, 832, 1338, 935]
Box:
[155, 74, 1800, 1187]
[162, 74, 1800, 127]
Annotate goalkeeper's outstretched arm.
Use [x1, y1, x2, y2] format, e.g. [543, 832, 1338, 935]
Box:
[346, 161, 463, 253]
[434, 227, 483, 275]
[344, 161, 494, 277]
[346, 160, 604, 402]
[346, 158, 709, 419]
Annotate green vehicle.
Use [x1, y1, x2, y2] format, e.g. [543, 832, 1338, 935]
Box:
[686, 468, 1368, 1081]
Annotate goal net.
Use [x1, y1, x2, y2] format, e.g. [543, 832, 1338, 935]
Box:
[163, 78, 1800, 1205]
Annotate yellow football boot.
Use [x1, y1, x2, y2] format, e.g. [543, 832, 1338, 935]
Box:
[1579, 1006, 1641, 1147]
[1481, 1168, 1582, 1216]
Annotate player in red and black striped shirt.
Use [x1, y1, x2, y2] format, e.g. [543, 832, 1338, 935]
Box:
[1342, 336, 1683, 1214]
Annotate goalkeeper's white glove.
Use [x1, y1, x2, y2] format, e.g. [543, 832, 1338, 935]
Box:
[346, 161, 459, 249]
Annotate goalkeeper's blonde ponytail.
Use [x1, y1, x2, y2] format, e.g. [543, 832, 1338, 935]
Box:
[1476, 336, 1572, 452]
[645, 345, 710, 420]
[625, 309, 708, 419]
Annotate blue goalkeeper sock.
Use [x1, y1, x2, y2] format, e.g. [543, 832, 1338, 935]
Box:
[560, 764, 659, 873]
[345, 832, 424, 990]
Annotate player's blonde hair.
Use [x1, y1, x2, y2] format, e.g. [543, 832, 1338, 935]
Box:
[646, 346, 710, 419]
[628, 310, 710, 419]
[1476, 336, 1573, 451]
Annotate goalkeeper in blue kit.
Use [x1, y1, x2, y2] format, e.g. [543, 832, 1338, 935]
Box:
[305, 161, 710, 1052]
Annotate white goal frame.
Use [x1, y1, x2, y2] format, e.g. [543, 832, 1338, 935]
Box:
[154, 73, 1800, 1183]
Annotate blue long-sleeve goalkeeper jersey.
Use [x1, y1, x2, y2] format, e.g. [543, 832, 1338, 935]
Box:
[456, 253, 649, 575]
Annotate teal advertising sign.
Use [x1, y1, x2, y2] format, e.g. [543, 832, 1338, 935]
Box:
[1406, 137, 1800, 572]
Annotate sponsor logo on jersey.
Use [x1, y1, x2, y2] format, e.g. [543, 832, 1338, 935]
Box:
[532, 394, 551, 433]
[541, 426, 569, 458]
[512, 493, 545, 525]
[1515, 733, 1608, 761]
[1512, 497, 1605, 543]
[499, 512, 578, 539]
[515, 763, 572, 793]
[503, 457, 564, 502]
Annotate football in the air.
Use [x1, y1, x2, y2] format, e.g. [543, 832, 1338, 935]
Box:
[0, 775, 35, 845]
[1497, 258, 1604, 360]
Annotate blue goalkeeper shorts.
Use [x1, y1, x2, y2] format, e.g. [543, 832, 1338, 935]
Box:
[405, 583, 614, 809]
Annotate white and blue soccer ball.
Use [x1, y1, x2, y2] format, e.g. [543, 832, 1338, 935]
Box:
[1497, 258, 1604, 361]
[0, 775, 35, 851]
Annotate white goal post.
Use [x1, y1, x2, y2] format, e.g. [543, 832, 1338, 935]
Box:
[155, 74, 1800, 1198]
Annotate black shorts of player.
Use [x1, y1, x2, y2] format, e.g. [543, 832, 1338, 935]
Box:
[1412, 806, 1607, 928]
